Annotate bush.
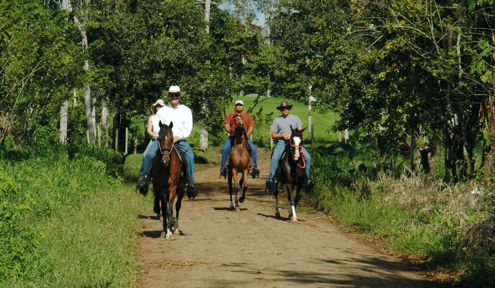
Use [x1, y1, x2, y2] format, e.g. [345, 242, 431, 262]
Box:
[0, 169, 39, 282]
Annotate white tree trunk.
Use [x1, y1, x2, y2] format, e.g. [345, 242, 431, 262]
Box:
[199, 0, 212, 151]
[204, 0, 211, 34]
[75, 8, 95, 144]
[102, 101, 109, 147]
[59, 0, 72, 145]
[59, 100, 68, 144]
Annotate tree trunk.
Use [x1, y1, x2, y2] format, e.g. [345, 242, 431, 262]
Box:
[75, 3, 95, 144]
[199, 0, 212, 152]
[59, 100, 68, 144]
[484, 96, 495, 177]
[102, 101, 109, 147]
[113, 110, 120, 151]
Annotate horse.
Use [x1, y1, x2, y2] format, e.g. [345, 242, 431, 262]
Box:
[151, 121, 187, 238]
[273, 126, 307, 222]
[227, 114, 251, 211]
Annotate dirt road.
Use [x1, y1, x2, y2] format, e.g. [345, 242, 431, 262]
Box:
[135, 151, 433, 287]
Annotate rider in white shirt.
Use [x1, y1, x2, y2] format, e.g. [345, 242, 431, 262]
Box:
[157, 85, 198, 198]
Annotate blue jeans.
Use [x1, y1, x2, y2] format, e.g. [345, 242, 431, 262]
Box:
[139, 140, 159, 177]
[220, 137, 258, 172]
[175, 140, 195, 184]
[267, 141, 311, 181]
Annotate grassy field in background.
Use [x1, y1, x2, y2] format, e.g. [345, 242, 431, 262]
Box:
[189, 96, 340, 150]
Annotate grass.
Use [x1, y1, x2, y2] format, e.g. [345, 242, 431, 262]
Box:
[0, 151, 149, 287]
[309, 143, 495, 286]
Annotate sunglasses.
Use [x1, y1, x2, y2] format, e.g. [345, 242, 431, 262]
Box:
[169, 93, 180, 99]
[235, 104, 243, 106]
[280, 106, 290, 110]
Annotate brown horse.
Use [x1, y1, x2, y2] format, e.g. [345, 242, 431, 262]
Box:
[273, 127, 307, 222]
[151, 121, 187, 238]
[227, 114, 251, 211]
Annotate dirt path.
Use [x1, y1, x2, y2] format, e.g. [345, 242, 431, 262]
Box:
[135, 151, 434, 287]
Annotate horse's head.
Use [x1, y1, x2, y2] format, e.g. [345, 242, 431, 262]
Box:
[158, 121, 174, 164]
[232, 114, 245, 142]
[289, 126, 305, 161]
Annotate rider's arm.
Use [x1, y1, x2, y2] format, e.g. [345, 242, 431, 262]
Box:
[245, 115, 254, 137]
[224, 123, 231, 134]
[146, 116, 157, 139]
[271, 131, 290, 141]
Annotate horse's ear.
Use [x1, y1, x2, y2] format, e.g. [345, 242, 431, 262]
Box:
[169, 121, 173, 129]
[299, 127, 306, 133]
[159, 121, 164, 128]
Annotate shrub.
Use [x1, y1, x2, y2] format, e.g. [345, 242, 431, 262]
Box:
[0, 169, 39, 282]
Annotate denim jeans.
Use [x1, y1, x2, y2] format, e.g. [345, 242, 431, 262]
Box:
[175, 140, 195, 184]
[139, 139, 158, 177]
[267, 140, 311, 181]
[220, 137, 258, 172]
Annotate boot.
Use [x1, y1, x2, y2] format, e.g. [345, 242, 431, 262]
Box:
[137, 176, 149, 196]
[250, 166, 260, 179]
[186, 183, 198, 200]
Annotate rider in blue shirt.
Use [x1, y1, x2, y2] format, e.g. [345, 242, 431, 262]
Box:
[266, 100, 314, 193]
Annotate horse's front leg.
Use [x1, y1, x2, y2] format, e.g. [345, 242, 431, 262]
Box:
[228, 170, 235, 210]
[239, 169, 248, 203]
[174, 180, 185, 234]
[232, 170, 240, 212]
[165, 184, 177, 239]
[286, 183, 297, 222]
[160, 188, 167, 236]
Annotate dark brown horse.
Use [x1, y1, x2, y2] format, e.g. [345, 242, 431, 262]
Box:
[151, 121, 187, 238]
[227, 114, 251, 211]
[273, 127, 307, 222]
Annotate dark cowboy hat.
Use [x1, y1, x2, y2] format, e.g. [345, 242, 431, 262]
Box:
[276, 101, 293, 110]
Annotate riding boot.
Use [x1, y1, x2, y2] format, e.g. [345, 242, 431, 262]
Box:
[137, 176, 149, 196]
[186, 183, 198, 200]
[250, 166, 260, 179]
[220, 168, 227, 179]
[304, 178, 315, 193]
[266, 178, 277, 194]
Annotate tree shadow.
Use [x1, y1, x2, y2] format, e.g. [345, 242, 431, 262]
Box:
[140, 230, 163, 238]
[213, 207, 248, 211]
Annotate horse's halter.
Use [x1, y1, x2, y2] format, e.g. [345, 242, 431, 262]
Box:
[158, 124, 174, 165]
[290, 135, 302, 161]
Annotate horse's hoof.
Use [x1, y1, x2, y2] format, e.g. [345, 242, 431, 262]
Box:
[235, 206, 241, 212]
[165, 231, 173, 239]
[239, 196, 245, 203]
[290, 216, 298, 222]
[155, 213, 160, 220]
[229, 203, 235, 210]
[275, 211, 281, 219]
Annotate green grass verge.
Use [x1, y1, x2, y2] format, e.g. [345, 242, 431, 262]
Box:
[309, 144, 495, 286]
[1, 152, 149, 287]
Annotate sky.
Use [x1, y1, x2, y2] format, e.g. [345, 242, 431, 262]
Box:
[218, 1, 266, 27]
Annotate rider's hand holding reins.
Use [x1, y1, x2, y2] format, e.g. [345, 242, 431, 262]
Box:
[173, 136, 180, 143]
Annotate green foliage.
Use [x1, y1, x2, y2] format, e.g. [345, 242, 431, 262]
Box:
[0, 152, 147, 286]
[0, 0, 81, 143]
[0, 169, 39, 282]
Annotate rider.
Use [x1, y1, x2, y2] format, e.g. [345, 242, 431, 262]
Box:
[156, 85, 198, 198]
[220, 99, 259, 178]
[137, 99, 165, 190]
[266, 100, 314, 193]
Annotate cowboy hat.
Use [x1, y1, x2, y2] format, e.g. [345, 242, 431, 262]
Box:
[150, 99, 165, 112]
[276, 100, 293, 110]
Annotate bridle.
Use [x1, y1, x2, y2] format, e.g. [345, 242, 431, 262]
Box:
[288, 134, 306, 169]
[157, 126, 173, 164]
